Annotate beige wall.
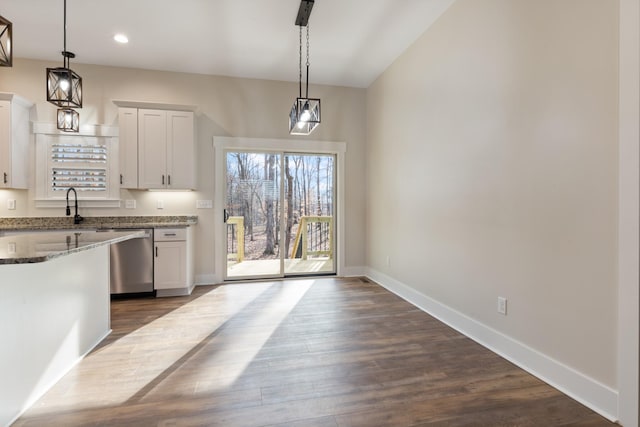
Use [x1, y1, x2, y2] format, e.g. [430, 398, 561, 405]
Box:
[0, 59, 367, 280]
[366, 0, 619, 388]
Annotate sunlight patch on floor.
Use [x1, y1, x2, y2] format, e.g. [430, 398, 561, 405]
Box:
[27, 282, 274, 414]
[191, 280, 314, 393]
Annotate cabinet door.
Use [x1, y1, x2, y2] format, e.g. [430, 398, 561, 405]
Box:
[118, 108, 138, 188]
[138, 109, 167, 189]
[154, 241, 187, 290]
[167, 111, 195, 189]
[0, 101, 11, 188]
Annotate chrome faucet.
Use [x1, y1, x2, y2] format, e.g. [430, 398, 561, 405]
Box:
[65, 187, 83, 225]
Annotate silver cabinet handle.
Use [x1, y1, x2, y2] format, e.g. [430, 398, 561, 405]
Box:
[3, 172, 7, 184]
[155, 246, 158, 257]
[168, 175, 171, 185]
[120, 174, 123, 185]
[164, 233, 176, 237]
[162, 175, 165, 185]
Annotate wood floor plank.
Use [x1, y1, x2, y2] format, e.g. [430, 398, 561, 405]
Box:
[14, 277, 615, 426]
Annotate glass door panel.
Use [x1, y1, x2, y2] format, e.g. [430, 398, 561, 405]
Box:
[224, 151, 336, 280]
[225, 152, 282, 279]
[283, 154, 335, 276]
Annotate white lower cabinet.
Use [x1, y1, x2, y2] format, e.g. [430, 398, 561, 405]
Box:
[154, 227, 194, 297]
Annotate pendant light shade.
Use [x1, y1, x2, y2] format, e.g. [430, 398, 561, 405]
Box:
[0, 15, 12, 67]
[289, 97, 320, 135]
[57, 108, 79, 132]
[46, 0, 82, 132]
[47, 56, 83, 108]
[289, 0, 321, 136]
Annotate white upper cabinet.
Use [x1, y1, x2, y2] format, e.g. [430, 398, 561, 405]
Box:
[166, 111, 195, 189]
[116, 104, 196, 190]
[138, 109, 168, 189]
[117, 107, 139, 189]
[0, 94, 32, 189]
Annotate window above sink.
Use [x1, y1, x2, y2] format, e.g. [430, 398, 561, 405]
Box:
[33, 122, 121, 208]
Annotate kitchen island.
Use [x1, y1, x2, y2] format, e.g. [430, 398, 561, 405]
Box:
[0, 230, 144, 427]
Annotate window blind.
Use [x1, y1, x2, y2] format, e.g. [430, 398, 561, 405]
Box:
[50, 143, 108, 192]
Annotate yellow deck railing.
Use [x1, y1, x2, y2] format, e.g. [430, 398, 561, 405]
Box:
[227, 216, 244, 263]
[290, 216, 333, 260]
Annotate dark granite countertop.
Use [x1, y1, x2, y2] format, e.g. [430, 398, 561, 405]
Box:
[0, 230, 145, 264]
[0, 215, 197, 231]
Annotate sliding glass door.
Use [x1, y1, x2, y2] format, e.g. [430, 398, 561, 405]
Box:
[224, 151, 335, 280]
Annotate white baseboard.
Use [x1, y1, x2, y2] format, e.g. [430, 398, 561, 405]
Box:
[195, 274, 219, 286]
[340, 266, 367, 277]
[366, 268, 619, 423]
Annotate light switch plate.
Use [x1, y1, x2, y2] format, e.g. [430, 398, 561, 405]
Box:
[7, 242, 16, 254]
[7, 199, 16, 210]
[196, 200, 213, 209]
[497, 297, 507, 315]
[157, 199, 164, 209]
[125, 199, 136, 209]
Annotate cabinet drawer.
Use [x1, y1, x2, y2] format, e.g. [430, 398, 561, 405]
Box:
[154, 228, 186, 241]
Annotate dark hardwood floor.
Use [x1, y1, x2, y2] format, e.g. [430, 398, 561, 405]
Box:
[15, 277, 615, 426]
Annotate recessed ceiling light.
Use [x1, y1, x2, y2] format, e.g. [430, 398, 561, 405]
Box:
[114, 34, 129, 44]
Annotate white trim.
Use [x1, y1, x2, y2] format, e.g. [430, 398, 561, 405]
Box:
[341, 266, 367, 277]
[0, 92, 33, 109]
[156, 284, 195, 297]
[112, 99, 198, 112]
[366, 267, 619, 423]
[618, 0, 640, 425]
[34, 132, 120, 205]
[32, 122, 118, 137]
[195, 274, 218, 286]
[214, 136, 346, 154]
[34, 199, 121, 209]
[213, 136, 346, 281]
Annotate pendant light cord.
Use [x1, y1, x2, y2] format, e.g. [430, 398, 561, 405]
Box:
[298, 24, 312, 99]
[63, 0, 67, 67]
[298, 26, 302, 99]
[305, 25, 310, 99]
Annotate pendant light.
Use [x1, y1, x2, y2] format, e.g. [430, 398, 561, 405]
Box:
[289, 0, 320, 136]
[0, 15, 12, 67]
[57, 108, 79, 133]
[46, 0, 82, 132]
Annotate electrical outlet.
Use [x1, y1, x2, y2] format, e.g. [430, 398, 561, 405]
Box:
[7, 242, 16, 254]
[6, 199, 15, 210]
[157, 200, 164, 209]
[196, 200, 213, 209]
[125, 199, 136, 209]
[497, 297, 507, 315]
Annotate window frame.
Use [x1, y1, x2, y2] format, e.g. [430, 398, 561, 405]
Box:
[34, 122, 121, 208]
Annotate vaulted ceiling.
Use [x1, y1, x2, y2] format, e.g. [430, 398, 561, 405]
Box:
[2, 0, 454, 88]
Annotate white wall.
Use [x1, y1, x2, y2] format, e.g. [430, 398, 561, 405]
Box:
[0, 60, 367, 282]
[366, 0, 620, 418]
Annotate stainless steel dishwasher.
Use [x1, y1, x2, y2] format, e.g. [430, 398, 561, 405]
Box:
[102, 228, 154, 295]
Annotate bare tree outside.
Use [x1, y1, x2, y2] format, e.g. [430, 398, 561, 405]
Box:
[226, 152, 334, 270]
